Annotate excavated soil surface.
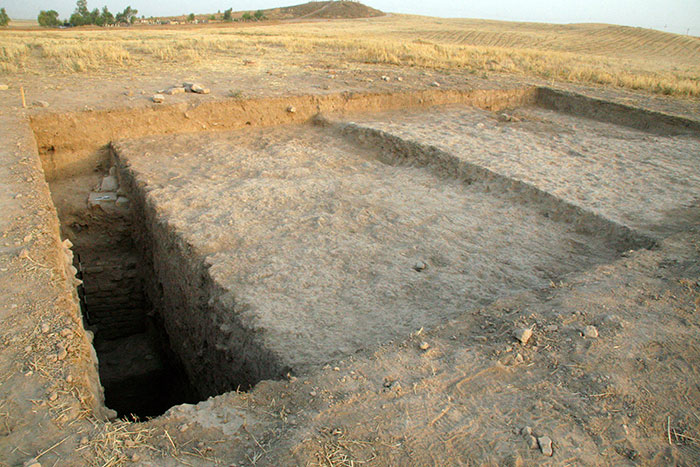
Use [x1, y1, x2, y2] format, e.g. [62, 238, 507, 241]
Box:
[344, 105, 700, 235]
[112, 121, 632, 392]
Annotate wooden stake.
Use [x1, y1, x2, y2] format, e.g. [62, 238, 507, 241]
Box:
[20, 86, 26, 108]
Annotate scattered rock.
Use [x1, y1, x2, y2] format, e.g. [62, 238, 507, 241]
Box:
[166, 86, 186, 95]
[498, 113, 522, 123]
[544, 324, 559, 332]
[413, 261, 427, 272]
[23, 459, 41, 467]
[583, 325, 599, 339]
[286, 105, 297, 113]
[0, 84, 9, 90]
[397, 77, 403, 82]
[60, 328, 73, 339]
[41, 323, 50, 333]
[419, 341, 430, 351]
[515, 353, 524, 363]
[190, 84, 210, 94]
[527, 435, 539, 450]
[116, 196, 130, 207]
[48, 392, 58, 402]
[57, 346, 68, 361]
[520, 426, 532, 436]
[537, 436, 553, 456]
[65, 374, 73, 383]
[513, 327, 533, 345]
[33, 101, 50, 108]
[381, 75, 390, 81]
[430, 81, 441, 87]
[152, 94, 165, 103]
[124, 90, 134, 97]
[131, 454, 141, 462]
[309, 390, 317, 397]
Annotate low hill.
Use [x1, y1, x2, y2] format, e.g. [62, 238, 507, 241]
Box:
[272, 1, 384, 19]
[154, 1, 383, 23]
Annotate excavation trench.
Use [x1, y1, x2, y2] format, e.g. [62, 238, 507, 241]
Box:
[48, 172, 213, 418]
[34, 90, 699, 420]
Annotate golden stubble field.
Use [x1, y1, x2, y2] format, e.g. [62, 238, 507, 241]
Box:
[1, 14, 700, 98]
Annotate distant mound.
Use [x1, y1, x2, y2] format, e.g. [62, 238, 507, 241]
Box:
[269, 1, 384, 20]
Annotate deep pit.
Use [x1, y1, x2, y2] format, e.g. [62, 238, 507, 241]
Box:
[34, 91, 699, 421]
[48, 173, 204, 418]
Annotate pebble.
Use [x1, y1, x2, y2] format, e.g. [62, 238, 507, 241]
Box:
[57, 346, 68, 361]
[544, 324, 559, 332]
[537, 436, 553, 456]
[152, 94, 165, 103]
[190, 84, 210, 94]
[513, 327, 533, 345]
[166, 86, 186, 95]
[65, 374, 73, 383]
[397, 77, 403, 82]
[23, 459, 41, 467]
[583, 325, 599, 339]
[520, 426, 532, 436]
[413, 261, 427, 272]
[131, 454, 141, 462]
[430, 81, 441, 87]
[60, 328, 73, 339]
[419, 341, 430, 351]
[527, 435, 539, 450]
[33, 101, 49, 108]
[41, 323, 50, 333]
[381, 75, 390, 81]
[48, 392, 58, 401]
[0, 84, 9, 90]
[286, 105, 296, 113]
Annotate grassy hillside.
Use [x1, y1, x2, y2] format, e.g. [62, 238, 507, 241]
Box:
[1, 13, 698, 98]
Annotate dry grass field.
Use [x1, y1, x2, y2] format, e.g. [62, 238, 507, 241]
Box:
[1, 14, 699, 98]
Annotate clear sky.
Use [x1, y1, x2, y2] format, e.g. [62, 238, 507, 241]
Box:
[3, 0, 699, 36]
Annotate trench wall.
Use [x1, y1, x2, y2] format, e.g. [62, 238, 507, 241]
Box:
[31, 88, 538, 181]
[114, 148, 288, 399]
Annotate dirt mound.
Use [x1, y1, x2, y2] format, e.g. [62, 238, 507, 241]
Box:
[273, 1, 383, 20]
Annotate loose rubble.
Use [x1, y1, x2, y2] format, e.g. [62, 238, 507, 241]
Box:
[537, 436, 553, 456]
[583, 325, 599, 338]
[513, 327, 533, 345]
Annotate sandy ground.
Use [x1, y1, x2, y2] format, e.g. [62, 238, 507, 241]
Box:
[0, 62, 698, 467]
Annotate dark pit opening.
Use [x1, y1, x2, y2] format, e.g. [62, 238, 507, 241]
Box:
[48, 167, 230, 419]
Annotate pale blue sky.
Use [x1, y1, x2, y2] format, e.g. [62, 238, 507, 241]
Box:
[3, 0, 699, 35]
